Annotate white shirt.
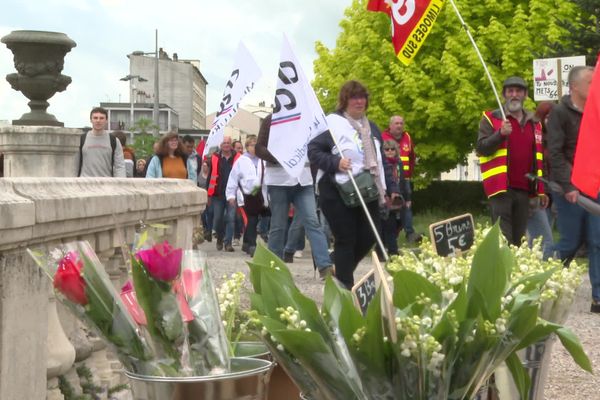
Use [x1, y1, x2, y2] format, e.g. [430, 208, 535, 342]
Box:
[226, 153, 268, 207]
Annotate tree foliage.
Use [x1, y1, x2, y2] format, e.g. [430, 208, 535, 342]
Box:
[545, 0, 600, 64]
[130, 117, 159, 159]
[313, 0, 584, 183]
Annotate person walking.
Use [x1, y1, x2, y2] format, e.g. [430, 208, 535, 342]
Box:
[546, 65, 600, 312]
[308, 80, 402, 289]
[256, 116, 334, 279]
[145, 132, 197, 181]
[476, 76, 547, 246]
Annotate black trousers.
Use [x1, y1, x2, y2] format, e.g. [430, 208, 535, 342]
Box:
[488, 189, 530, 246]
[319, 177, 381, 289]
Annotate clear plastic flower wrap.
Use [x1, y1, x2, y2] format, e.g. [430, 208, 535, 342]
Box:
[28, 241, 164, 376]
[178, 250, 230, 374]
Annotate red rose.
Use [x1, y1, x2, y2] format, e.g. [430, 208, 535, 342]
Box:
[54, 251, 88, 305]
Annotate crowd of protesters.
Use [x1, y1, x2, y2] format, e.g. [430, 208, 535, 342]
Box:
[76, 66, 598, 309]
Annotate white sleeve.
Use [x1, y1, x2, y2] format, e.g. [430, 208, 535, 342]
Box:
[225, 162, 241, 201]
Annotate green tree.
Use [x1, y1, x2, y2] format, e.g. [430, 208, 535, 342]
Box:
[545, 0, 600, 64]
[313, 0, 580, 184]
[130, 117, 159, 159]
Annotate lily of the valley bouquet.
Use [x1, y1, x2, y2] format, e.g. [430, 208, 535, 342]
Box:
[29, 235, 229, 377]
[248, 224, 591, 400]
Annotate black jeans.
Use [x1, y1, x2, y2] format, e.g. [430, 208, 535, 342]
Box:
[488, 188, 530, 246]
[319, 177, 381, 289]
[242, 211, 259, 250]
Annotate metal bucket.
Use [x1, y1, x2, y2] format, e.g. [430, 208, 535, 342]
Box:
[126, 357, 274, 400]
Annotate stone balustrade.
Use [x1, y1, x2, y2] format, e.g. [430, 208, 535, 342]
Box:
[0, 177, 206, 399]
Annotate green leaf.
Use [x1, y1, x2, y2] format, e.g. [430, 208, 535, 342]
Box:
[431, 285, 467, 340]
[507, 302, 539, 339]
[467, 223, 510, 319]
[392, 270, 442, 312]
[505, 351, 531, 400]
[556, 327, 593, 373]
[322, 277, 363, 342]
[272, 329, 366, 399]
[246, 243, 295, 294]
[132, 257, 182, 362]
[517, 320, 561, 350]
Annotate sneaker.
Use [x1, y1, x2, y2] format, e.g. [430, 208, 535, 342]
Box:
[283, 252, 294, 263]
[294, 250, 303, 259]
[591, 301, 600, 313]
[224, 243, 235, 252]
[204, 231, 212, 242]
[233, 238, 240, 247]
[216, 239, 223, 251]
[318, 266, 334, 281]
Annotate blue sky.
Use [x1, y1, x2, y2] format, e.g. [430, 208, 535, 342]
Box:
[0, 0, 351, 127]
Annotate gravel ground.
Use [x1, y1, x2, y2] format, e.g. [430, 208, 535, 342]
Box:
[199, 238, 599, 400]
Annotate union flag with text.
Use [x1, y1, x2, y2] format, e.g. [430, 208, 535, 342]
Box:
[367, 0, 445, 65]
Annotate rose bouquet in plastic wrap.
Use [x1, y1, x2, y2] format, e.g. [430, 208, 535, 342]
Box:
[128, 236, 229, 376]
[248, 224, 592, 400]
[28, 242, 161, 376]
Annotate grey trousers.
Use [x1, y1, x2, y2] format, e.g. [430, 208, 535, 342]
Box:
[489, 189, 530, 246]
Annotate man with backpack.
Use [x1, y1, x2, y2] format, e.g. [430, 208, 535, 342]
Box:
[76, 107, 126, 177]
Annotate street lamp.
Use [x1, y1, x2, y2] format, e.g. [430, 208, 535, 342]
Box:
[131, 29, 160, 136]
[120, 74, 147, 131]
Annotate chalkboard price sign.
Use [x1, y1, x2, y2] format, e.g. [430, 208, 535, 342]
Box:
[429, 213, 475, 257]
[352, 269, 377, 315]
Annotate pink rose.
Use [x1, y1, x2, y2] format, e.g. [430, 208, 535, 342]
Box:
[136, 241, 182, 282]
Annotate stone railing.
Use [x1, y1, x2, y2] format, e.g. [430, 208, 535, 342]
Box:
[0, 177, 205, 400]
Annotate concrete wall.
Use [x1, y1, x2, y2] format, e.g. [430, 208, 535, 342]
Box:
[0, 177, 206, 399]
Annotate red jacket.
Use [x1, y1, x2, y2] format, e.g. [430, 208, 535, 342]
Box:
[382, 130, 415, 179]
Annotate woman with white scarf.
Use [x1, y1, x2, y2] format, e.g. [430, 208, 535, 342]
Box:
[308, 80, 403, 289]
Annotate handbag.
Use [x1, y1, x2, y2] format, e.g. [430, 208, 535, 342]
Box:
[240, 161, 267, 216]
[335, 171, 380, 208]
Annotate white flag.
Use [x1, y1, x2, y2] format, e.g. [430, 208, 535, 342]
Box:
[203, 42, 262, 157]
[267, 35, 328, 178]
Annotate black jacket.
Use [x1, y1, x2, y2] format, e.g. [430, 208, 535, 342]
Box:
[546, 95, 582, 193]
[307, 112, 404, 199]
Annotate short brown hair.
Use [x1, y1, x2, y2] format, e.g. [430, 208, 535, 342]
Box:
[336, 80, 369, 113]
[245, 134, 257, 148]
[90, 107, 108, 119]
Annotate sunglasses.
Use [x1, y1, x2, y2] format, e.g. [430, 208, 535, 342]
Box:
[383, 148, 396, 151]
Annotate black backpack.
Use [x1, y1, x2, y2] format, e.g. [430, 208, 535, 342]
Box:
[78, 132, 117, 177]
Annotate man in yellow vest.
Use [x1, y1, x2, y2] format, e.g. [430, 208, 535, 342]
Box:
[476, 76, 546, 245]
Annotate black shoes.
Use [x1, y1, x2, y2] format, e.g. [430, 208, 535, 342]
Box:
[224, 244, 234, 252]
[319, 266, 335, 281]
[204, 231, 212, 242]
[591, 301, 600, 313]
[283, 251, 294, 263]
[216, 239, 223, 251]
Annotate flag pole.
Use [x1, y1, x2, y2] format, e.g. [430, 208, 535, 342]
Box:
[448, 0, 506, 120]
[327, 129, 389, 262]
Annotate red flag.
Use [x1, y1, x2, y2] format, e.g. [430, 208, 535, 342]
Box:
[367, 0, 445, 65]
[572, 55, 600, 198]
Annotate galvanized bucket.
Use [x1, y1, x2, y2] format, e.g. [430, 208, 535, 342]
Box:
[126, 357, 274, 400]
[233, 341, 271, 359]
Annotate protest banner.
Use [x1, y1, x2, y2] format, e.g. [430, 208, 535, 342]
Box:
[533, 56, 586, 101]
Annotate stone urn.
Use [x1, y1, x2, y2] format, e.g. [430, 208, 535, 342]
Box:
[1, 30, 76, 126]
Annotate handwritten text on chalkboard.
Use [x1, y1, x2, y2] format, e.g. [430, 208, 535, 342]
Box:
[429, 214, 475, 257]
[352, 270, 377, 315]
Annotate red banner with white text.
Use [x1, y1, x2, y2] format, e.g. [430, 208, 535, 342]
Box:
[367, 0, 445, 65]
[572, 55, 600, 198]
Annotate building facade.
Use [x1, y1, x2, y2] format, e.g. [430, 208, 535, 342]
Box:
[129, 50, 208, 130]
[100, 102, 178, 134]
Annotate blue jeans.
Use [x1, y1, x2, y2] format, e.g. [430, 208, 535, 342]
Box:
[211, 197, 235, 245]
[285, 213, 305, 253]
[554, 192, 600, 301]
[527, 207, 554, 260]
[267, 185, 331, 270]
